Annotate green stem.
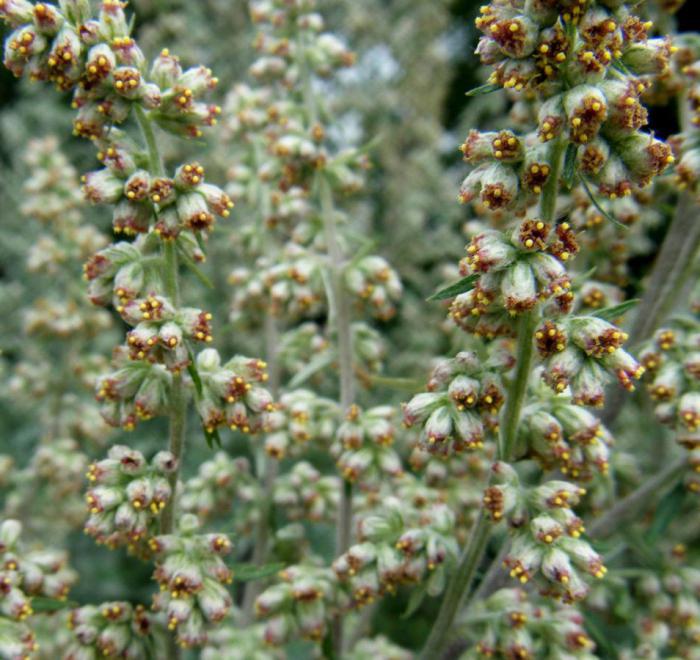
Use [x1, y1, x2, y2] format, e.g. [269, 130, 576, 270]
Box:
[241, 313, 281, 620]
[588, 457, 686, 538]
[134, 105, 164, 176]
[319, 173, 355, 656]
[418, 511, 491, 660]
[135, 100, 183, 660]
[499, 311, 538, 460]
[418, 311, 537, 660]
[419, 137, 564, 660]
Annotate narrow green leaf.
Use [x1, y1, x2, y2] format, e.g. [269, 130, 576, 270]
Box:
[593, 299, 640, 322]
[367, 374, 423, 392]
[562, 143, 578, 189]
[186, 348, 222, 449]
[401, 582, 428, 619]
[427, 274, 479, 302]
[465, 82, 501, 97]
[583, 610, 619, 658]
[177, 246, 214, 289]
[646, 484, 686, 543]
[31, 597, 78, 612]
[230, 562, 285, 581]
[288, 352, 333, 388]
[578, 175, 628, 230]
[611, 58, 633, 76]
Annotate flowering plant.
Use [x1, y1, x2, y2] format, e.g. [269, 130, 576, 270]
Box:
[1, 0, 699, 658]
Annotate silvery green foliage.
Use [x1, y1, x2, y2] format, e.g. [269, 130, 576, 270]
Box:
[0, 0, 699, 658]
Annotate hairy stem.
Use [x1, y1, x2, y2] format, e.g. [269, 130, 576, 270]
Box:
[588, 457, 686, 538]
[499, 311, 538, 459]
[418, 312, 537, 660]
[319, 174, 355, 655]
[628, 193, 700, 346]
[418, 511, 491, 660]
[601, 193, 700, 427]
[135, 99, 184, 660]
[242, 314, 281, 620]
[419, 139, 564, 660]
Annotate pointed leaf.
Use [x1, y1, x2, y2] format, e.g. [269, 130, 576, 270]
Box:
[593, 299, 640, 322]
[578, 175, 627, 230]
[230, 562, 286, 581]
[428, 274, 479, 301]
[177, 245, 214, 289]
[646, 484, 686, 543]
[401, 582, 428, 619]
[562, 143, 578, 189]
[465, 82, 501, 97]
[31, 597, 78, 612]
[186, 348, 222, 449]
[288, 351, 334, 388]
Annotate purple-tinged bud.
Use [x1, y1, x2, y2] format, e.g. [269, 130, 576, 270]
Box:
[402, 392, 443, 426]
[533, 481, 586, 510]
[600, 349, 644, 391]
[619, 134, 674, 187]
[197, 183, 234, 217]
[679, 392, 700, 431]
[197, 580, 232, 623]
[83, 169, 124, 204]
[0, 0, 34, 25]
[541, 547, 575, 588]
[151, 48, 183, 88]
[262, 614, 293, 646]
[563, 85, 608, 145]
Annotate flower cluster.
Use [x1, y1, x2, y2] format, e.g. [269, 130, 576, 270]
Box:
[84, 445, 178, 549]
[263, 389, 339, 459]
[639, 324, 700, 436]
[180, 452, 258, 530]
[331, 404, 402, 484]
[2, 0, 221, 137]
[194, 348, 274, 434]
[460, 588, 596, 659]
[519, 381, 614, 479]
[403, 350, 507, 456]
[1, 519, 76, 658]
[484, 463, 605, 601]
[83, 152, 233, 238]
[273, 461, 339, 522]
[66, 601, 167, 659]
[254, 565, 344, 645]
[333, 496, 458, 607]
[452, 220, 578, 333]
[150, 515, 234, 648]
[535, 314, 644, 404]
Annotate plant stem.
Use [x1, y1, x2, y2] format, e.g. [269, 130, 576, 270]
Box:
[588, 457, 686, 538]
[134, 105, 164, 176]
[628, 193, 700, 346]
[241, 313, 281, 620]
[499, 311, 538, 459]
[418, 311, 537, 660]
[319, 173, 355, 655]
[418, 511, 491, 660]
[135, 98, 184, 660]
[600, 193, 700, 428]
[419, 139, 564, 660]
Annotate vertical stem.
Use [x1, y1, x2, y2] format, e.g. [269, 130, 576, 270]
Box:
[418, 311, 537, 660]
[135, 102, 184, 660]
[419, 139, 564, 660]
[319, 174, 355, 655]
[499, 311, 538, 459]
[242, 313, 281, 619]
